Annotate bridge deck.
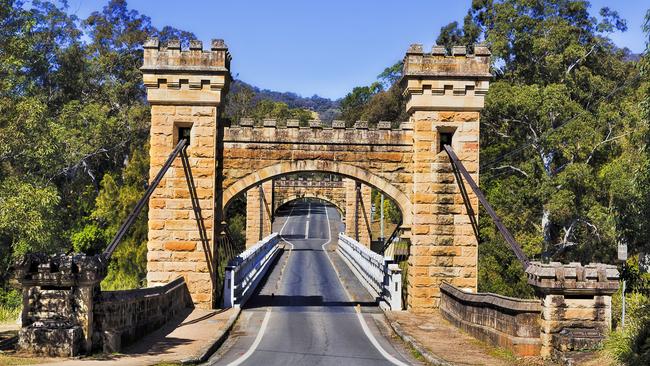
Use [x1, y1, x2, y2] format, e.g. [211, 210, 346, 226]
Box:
[209, 201, 419, 366]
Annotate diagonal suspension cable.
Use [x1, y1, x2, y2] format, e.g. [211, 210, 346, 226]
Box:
[103, 139, 188, 259]
[444, 145, 530, 269]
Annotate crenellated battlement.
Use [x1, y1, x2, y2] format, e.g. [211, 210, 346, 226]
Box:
[402, 43, 491, 78]
[402, 44, 491, 113]
[142, 38, 231, 73]
[234, 118, 412, 131]
[141, 38, 231, 106]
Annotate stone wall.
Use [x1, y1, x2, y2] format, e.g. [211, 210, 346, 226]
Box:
[439, 283, 541, 356]
[93, 277, 193, 353]
[15, 253, 106, 356]
[526, 262, 619, 364]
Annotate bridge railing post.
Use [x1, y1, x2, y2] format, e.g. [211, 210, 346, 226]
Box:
[384, 260, 403, 310]
[223, 266, 235, 308]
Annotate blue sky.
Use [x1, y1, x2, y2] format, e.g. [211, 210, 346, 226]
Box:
[65, 0, 648, 99]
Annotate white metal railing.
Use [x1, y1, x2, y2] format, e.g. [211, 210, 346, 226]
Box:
[223, 233, 281, 308]
[337, 233, 402, 310]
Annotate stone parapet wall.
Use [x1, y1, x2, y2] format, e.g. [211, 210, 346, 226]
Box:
[439, 282, 541, 356]
[93, 277, 193, 353]
[15, 253, 192, 356]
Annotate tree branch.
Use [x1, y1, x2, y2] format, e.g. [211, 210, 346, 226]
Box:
[490, 165, 529, 177]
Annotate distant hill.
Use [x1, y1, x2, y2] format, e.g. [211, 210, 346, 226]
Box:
[232, 80, 341, 121]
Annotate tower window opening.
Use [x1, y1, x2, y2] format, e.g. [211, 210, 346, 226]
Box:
[178, 126, 192, 145]
[439, 132, 453, 152]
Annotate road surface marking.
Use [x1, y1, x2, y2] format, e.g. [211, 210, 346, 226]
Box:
[226, 308, 271, 366]
[305, 221, 309, 239]
[279, 204, 296, 234]
[226, 204, 300, 366]
[322, 204, 409, 366]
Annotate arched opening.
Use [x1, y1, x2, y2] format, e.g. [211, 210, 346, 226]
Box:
[275, 195, 344, 218]
[222, 160, 412, 226]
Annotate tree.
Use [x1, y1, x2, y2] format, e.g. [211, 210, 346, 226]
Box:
[439, 0, 647, 294]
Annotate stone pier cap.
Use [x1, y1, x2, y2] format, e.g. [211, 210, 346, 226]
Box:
[526, 261, 619, 296]
[14, 252, 108, 286]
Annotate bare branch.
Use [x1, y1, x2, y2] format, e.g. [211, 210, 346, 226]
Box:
[566, 44, 597, 76]
[490, 165, 529, 178]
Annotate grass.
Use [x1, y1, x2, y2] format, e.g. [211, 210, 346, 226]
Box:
[0, 354, 48, 365]
[0, 305, 21, 324]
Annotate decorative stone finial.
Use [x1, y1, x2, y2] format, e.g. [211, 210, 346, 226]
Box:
[240, 117, 254, 127]
[189, 40, 203, 50]
[354, 121, 369, 130]
[407, 43, 424, 55]
[474, 44, 491, 56]
[431, 45, 447, 56]
[211, 39, 228, 50]
[452, 45, 467, 56]
[167, 39, 181, 50]
[144, 37, 159, 49]
[378, 121, 392, 130]
[332, 120, 346, 129]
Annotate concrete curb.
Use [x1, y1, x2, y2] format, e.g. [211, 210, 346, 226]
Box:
[383, 310, 453, 366]
[180, 307, 242, 365]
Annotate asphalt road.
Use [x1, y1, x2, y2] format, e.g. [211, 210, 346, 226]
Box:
[208, 200, 414, 366]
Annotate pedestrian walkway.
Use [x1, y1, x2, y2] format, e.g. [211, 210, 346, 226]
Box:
[4, 307, 238, 366]
[384, 310, 544, 366]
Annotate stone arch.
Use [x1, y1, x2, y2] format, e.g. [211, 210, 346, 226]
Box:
[222, 159, 413, 227]
[275, 194, 344, 217]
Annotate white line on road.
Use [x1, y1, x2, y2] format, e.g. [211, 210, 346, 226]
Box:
[226, 204, 298, 366]
[305, 221, 309, 239]
[321, 204, 409, 366]
[226, 308, 271, 366]
[279, 204, 296, 234]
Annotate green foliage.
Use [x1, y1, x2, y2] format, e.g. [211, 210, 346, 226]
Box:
[94, 145, 150, 290]
[224, 83, 315, 125]
[0, 288, 20, 323]
[71, 224, 105, 255]
[433, 0, 650, 296]
[606, 291, 650, 365]
[338, 62, 408, 126]
[371, 190, 401, 224]
[0, 0, 193, 292]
